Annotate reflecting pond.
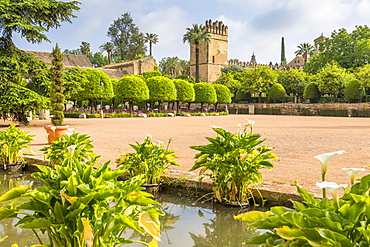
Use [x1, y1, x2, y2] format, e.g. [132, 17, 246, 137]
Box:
[0, 171, 262, 247]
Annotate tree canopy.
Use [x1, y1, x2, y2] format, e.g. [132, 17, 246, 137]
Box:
[0, 0, 80, 46]
[306, 25, 370, 73]
[107, 12, 146, 62]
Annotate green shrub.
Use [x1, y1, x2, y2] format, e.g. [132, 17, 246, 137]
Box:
[267, 83, 286, 103]
[172, 79, 195, 103]
[193, 83, 217, 104]
[344, 79, 364, 102]
[303, 82, 321, 103]
[285, 96, 294, 102]
[143, 70, 162, 79]
[318, 109, 348, 117]
[146, 76, 176, 103]
[255, 108, 281, 115]
[234, 88, 251, 102]
[351, 109, 370, 117]
[64, 113, 81, 118]
[115, 75, 149, 111]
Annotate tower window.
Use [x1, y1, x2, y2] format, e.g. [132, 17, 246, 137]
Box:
[212, 56, 215, 63]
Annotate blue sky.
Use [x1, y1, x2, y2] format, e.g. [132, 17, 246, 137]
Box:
[13, 0, 370, 65]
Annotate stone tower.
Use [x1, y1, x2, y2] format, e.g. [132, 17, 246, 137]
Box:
[190, 19, 228, 83]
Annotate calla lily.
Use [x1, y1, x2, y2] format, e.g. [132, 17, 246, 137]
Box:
[65, 131, 73, 137]
[50, 126, 57, 132]
[245, 118, 255, 132]
[157, 140, 164, 146]
[146, 134, 152, 140]
[67, 145, 77, 158]
[237, 123, 242, 136]
[316, 181, 347, 203]
[45, 133, 49, 141]
[342, 168, 366, 185]
[314, 151, 346, 180]
[210, 125, 222, 129]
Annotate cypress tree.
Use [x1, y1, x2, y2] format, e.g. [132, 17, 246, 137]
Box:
[281, 37, 287, 66]
[50, 43, 65, 126]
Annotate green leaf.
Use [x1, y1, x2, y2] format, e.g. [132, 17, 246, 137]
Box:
[275, 226, 331, 247]
[318, 229, 352, 247]
[244, 232, 281, 244]
[234, 210, 272, 223]
[18, 218, 52, 229]
[0, 184, 30, 202]
[0, 204, 17, 220]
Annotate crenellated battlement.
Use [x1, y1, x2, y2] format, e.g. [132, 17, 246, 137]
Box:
[205, 19, 228, 36]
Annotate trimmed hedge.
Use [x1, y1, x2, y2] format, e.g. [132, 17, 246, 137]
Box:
[255, 108, 281, 115]
[318, 109, 348, 117]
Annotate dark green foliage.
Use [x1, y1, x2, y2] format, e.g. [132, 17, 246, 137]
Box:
[115, 75, 149, 104]
[26, 69, 51, 97]
[303, 82, 321, 103]
[318, 109, 348, 117]
[0, 0, 80, 45]
[213, 84, 232, 104]
[87, 52, 108, 67]
[146, 76, 176, 103]
[235, 88, 251, 102]
[281, 37, 286, 66]
[107, 12, 146, 61]
[143, 70, 162, 79]
[344, 79, 364, 102]
[267, 83, 286, 103]
[255, 108, 281, 115]
[221, 65, 245, 73]
[351, 109, 370, 117]
[172, 79, 195, 103]
[0, 45, 47, 85]
[50, 44, 65, 126]
[0, 83, 48, 124]
[193, 82, 217, 104]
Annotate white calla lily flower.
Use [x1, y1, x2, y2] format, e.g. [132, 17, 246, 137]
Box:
[210, 125, 222, 129]
[146, 134, 152, 140]
[314, 151, 346, 180]
[316, 181, 347, 203]
[50, 126, 57, 132]
[67, 145, 77, 158]
[342, 168, 366, 185]
[157, 140, 164, 146]
[245, 118, 255, 132]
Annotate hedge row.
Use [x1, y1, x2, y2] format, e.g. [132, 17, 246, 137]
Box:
[64, 112, 227, 118]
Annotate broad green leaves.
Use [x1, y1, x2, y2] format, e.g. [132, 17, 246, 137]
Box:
[190, 122, 277, 203]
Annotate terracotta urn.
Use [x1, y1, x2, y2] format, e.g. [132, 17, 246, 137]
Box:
[44, 125, 69, 143]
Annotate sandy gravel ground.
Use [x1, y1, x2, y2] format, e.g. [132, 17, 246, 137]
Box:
[2, 115, 370, 196]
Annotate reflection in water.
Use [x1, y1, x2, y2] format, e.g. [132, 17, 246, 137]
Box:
[0, 171, 261, 247]
[124, 193, 261, 247]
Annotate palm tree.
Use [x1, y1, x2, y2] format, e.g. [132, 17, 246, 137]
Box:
[295, 43, 315, 65]
[100, 42, 114, 64]
[80, 41, 90, 55]
[145, 33, 158, 57]
[183, 24, 210, 83]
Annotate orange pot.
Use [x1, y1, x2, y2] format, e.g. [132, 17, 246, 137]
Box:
[44, 125, 69, 143]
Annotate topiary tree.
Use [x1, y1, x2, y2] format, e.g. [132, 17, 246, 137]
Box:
[267, 83, 286, 103]
[193, 82, 217, 112]
[303, 82, 321, 103]
[344, 79, 364, 103]
[50, 44, 65, 126]
[115, 75, 149, 112]
[235, 88, 251, 103]
[146, 76, 176, 111]
[78, 69, 114, 113]
[143, 70, 162, 79]
[172, 79, 195, 112]
[213, 84, 232, 111]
